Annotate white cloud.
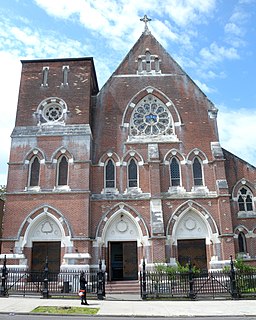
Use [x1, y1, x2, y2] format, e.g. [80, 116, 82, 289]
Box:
[218, 106, 256, 166]
[224, 22, 244, 37]
[194, 79, 215, 94]
[0, 52, 21, 185]
[200, 42, 239, 66]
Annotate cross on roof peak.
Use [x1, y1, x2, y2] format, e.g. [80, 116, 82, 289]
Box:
[140, 15, 152, 34]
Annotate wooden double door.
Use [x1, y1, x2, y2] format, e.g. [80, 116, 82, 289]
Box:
[31, 241, 61, 275]
[177, 239, 207, 271]
[109, 241, 138, 281]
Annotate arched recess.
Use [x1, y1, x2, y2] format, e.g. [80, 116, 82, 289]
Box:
[96, 203, 149, 245]
[232, 178, 255, 199]
[16, 205, 73, 250]
[96, 203, 149, 280]
[167, 201, 220, 268]
[167, 201, 219, 245]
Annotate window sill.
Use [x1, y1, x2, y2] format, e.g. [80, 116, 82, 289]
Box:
[168, 186, 186, 194]
[237, 211, 256, 218]
[25, 186, 41, 192]
[101, 188, 119, 195]
[53, 185, 71, 192]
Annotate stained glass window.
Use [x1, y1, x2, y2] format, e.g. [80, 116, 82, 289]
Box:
[193, 158, 203, 186]
[130, 95, 173, 136]
[170, 158, 180, 186]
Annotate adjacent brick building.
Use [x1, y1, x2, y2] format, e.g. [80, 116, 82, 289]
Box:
[1, 23, 256, 279]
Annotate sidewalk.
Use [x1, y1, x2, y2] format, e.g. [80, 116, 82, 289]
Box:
[0, 295, 255, 317]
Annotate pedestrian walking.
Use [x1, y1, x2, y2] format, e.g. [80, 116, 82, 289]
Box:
[79, 271, 89, 305]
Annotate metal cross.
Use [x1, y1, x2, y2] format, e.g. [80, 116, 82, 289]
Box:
[140, 15, 152, 32]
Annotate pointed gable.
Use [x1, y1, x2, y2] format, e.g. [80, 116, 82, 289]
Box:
[113, 31, 186, 76]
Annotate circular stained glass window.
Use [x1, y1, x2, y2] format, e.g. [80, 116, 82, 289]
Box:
[43, 104, 63, 121]
[37, 97, 67, 124]
[130, 95, 173, 136]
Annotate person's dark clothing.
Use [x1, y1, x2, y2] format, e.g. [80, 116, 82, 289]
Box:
[79, 272, 89, 305]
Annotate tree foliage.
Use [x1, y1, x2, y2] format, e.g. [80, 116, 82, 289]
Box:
[0, 185, 6, 201]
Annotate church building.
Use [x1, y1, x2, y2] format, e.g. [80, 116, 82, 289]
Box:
[1, 17, 256, 280]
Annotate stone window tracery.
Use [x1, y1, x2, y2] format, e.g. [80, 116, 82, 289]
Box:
[238, 187, 253, 212]
[36, 97, 67, 125]
[130, 95, 173, 136]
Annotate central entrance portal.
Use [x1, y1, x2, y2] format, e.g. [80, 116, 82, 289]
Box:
[177, 239, 207, 271]
[109, 241, 138, 281]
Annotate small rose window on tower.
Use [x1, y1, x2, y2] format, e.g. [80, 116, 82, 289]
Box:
[130, 95, 173, 136]
[36, 97, 67, 125]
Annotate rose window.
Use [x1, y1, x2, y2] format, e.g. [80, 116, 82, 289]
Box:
[37, 97, 67, 124]
[43, 104, 63, 122]
[130, 95, 173, 136]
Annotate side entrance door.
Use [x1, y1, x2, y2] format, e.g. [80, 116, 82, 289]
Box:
[177, 239, 207, 271]
[31, 241, 61, 278]
[109, 241, 138, 281]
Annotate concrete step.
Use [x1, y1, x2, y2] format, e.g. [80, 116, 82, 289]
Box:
[105, 280, 140, 294]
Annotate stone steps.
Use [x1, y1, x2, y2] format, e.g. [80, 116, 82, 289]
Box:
[105, 280, 140, 294]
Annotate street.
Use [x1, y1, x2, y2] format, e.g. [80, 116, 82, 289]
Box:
[1, 315, 256, 320]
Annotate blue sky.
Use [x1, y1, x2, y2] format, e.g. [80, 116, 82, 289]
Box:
[0, 0, 256, 185]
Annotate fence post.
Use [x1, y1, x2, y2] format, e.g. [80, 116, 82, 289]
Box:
[188, 261, 195, 300]
[141, 258, 147, 300]
[42, 256, 49, 299]
[230, 255, 239, 299]
[0, 255, 8, 297]
[97, 259, 105, 300]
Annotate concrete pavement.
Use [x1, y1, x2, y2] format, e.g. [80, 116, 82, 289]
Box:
[0, 295, 255, 317]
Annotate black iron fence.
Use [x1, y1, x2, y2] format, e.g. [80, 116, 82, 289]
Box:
[140, 259, 256, 300]
[0, 255, 105, 299]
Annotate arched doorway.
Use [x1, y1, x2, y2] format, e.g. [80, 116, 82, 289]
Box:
[170, 205, 219, 271]
[18, 207, 72, 272]
[100, 208, 144, 281]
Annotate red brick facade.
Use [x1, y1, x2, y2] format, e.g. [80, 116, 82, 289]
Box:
[1, 30, 256, 276]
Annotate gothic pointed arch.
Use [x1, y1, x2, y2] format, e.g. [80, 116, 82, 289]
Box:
[122, 86, 181, 126]
[16, 205, 72, 249]
[96, 203, 149, 244]
[187, 148, 208, 163]
[232, 178, 255, 198]
[122, 149, 144, 165]
[167, 200, 219, 245]
[52, 146, 73, 162]
[98, 151, 121, 166]
[25, 148, 45, 189]
[25, 148, 45, 162]
[163, 149, 185, 163]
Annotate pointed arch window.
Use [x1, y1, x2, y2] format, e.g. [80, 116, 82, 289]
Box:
[128, 159, 138, 188]
[238, 232, 247, 253]
[238, 187, 253, 211]
[105, 159, 115, 188]
[57, 156, 68, 186]
[170, 158, 180, 187]
[29, 156, 40, 187]
[193, 157, 203, 186]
